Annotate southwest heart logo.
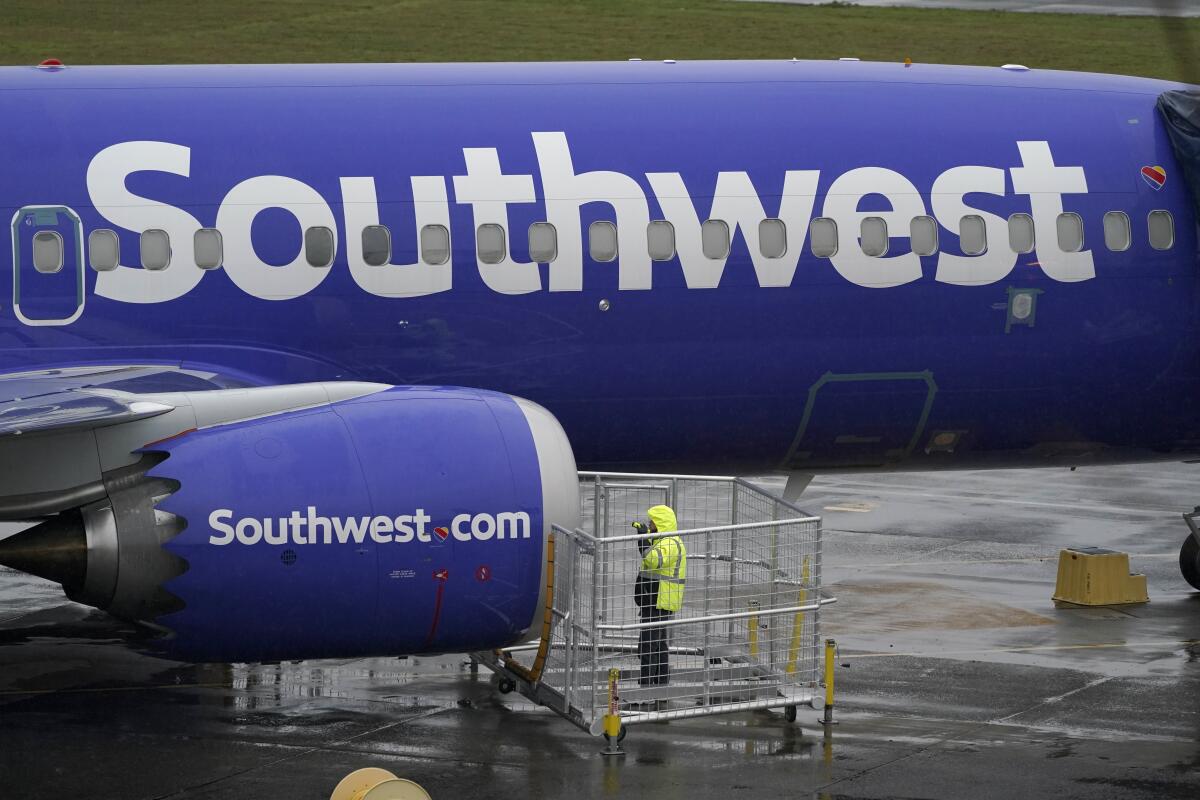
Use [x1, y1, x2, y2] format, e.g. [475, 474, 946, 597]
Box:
[1141, 165, 1166, 190]
[434, 526, 449, 541]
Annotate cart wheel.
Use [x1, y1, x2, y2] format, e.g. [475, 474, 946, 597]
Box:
[603, 724, 628, 743]
[497, 677, 516, 695]
[784, 705, 797, 723]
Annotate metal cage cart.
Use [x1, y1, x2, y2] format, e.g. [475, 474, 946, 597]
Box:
[475, 473, 834, 740]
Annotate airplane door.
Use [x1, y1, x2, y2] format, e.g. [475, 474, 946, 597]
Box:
[782, 371, 938, 469]
[11, 205, 85, 326]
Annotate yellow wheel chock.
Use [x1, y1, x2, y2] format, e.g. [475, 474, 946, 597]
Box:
[330, 768, 432, 800]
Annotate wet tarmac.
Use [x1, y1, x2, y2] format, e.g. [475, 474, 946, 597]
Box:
[2, 463, 1198, 799]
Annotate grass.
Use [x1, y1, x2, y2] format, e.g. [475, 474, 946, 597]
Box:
[0, 1, 1196, 82]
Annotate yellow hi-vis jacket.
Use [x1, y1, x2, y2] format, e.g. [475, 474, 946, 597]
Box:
[641, 505, 687, 613]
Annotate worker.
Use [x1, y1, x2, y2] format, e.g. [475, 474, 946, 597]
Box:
[631, 505, 687, 687]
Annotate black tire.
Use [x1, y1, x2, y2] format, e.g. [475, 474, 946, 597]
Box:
[603, 724, 627, 744]
[1182, 535, 1200, 591]
[784, 705, 797, 723]
[497, 678, 516, 695]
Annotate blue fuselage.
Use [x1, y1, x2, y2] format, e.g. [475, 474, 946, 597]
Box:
[2, 61, 1198, 473]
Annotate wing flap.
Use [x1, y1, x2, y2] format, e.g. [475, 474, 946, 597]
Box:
[0, 391, 173, 437]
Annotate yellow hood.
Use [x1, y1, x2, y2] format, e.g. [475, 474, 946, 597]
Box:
[647, 505, 678, 534]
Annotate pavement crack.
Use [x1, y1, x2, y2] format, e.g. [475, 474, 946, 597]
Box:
[148, 705, 455, 799]
[992, 676, 1114, 724]
[812, 675, 1116, 795]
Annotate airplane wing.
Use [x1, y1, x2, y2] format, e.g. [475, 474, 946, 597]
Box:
[0, 364, 252, 437]
[0, 391, 173, 437]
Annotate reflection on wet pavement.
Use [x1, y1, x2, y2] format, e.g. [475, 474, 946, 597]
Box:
[2, 463, 1199, 798]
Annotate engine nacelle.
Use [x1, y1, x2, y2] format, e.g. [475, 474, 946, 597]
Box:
[1, 385, 578, 662]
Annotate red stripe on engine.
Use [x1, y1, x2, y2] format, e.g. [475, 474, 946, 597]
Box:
[143, 427, 196, 447]
[423, 575, 448, 648]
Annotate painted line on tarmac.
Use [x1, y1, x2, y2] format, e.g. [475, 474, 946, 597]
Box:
[0, 681, 234, 697]
[0, 682, 439, 700]
[832, 553, 1178, 569]
[811, 484, 1185, 517]
[841, 639, 1200, 660]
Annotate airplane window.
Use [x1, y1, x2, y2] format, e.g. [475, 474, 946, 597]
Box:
[140, 229, 171, 271]
[759, 218, 787, 259]
[1148, 210, 1174, 250]
[701, 219, 730, 259]
[32, 231, 63, 274]
[590, 220, 618, 262]
[88, 229, 119, 272]
[362, 225, 391, 267]
[809, 217, 838, 258]
[305, 226, 335, 268]
[1102, 212, 1131, 252]
[1007, 213, 1035, 254]
[1056, 213, 1084, 253]
[860, 216, 888, 257]
[647, 220, 676, 261]
[959, 215, 987, 256]
[477, 223, 506, 265]
[910, 216, 938, 256]
[194, 228, 224, 270]
[528, 222, 558, 263]
[421, 224, 450, 265]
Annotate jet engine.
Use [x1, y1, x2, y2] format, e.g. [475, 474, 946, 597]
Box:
[0, 384, 578, 662]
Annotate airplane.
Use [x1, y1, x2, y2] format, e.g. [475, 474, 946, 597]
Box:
[0, 58, 1197, 664]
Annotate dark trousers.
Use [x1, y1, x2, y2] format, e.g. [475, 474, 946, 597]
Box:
[638, 606, 673, 686]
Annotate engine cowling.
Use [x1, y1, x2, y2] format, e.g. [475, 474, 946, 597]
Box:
[0, 385, 578, 662]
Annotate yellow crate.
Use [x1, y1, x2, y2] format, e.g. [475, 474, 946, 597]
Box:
[1052, 547, 1148, 606]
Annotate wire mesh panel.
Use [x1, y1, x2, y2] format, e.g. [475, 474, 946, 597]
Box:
[493, 473, 829, 733]
[580, 472, 740, 538]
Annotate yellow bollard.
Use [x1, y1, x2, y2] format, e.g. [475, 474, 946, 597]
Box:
[748, 600, 761, 658]
[601, 667, 624, 756]
[785, 558, 811, 674]
[820, 638, 837, 726]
